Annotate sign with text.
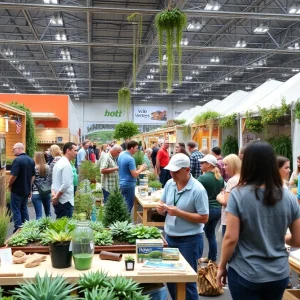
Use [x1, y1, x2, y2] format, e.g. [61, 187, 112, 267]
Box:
[134, 106, 168, 124]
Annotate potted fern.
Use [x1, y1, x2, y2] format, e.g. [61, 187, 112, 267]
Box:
[41, 229, 72, 268]
[0, 207, 10, 248]
[124, 255, 135, 271]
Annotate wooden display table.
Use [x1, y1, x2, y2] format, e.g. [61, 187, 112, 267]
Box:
[133, 188, 165, 226]
[289, 256, 300, 274]
[0, 254, 197, 300]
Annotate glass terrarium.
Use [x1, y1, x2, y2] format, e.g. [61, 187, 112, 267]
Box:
[72, 221, 94, 270]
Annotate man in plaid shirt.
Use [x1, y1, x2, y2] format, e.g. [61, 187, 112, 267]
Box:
[187, 141, 204, 178]
[100, 144, 122, 203]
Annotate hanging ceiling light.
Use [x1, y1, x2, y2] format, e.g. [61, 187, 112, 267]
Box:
[3, 83, 9, 87]
[17, 64, 25, 70]
[292, 68, 300, 72]
[254, 23, 269, 34]
[187, 19, 202, 31]
[235, 39, 247, 48]
[50, 13, 63, 26]
[44, 0, 58, 4]
[225, 76, 232, 81]
[163, 54, 167, 61]
[180, 37, 188, 46]
[199, 65, 207, 69]
[210, 56, 220, 63]
[185, 76, 192, 80]
[287, 42, 300, 50]
[150, 67, 159, 73]
[147, 75, 154, 80]
[245, 86, 252, 90]
[288, 3, 300, 14]
[55, 32, 67, 41]
[205, 1, 221, 11]
[23, 71, 30, 76]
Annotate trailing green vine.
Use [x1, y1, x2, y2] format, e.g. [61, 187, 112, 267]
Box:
[222, 135, 239, 156]
[245, 111, 263, 133]
[117, 86, 131, 114]
[174, 119, 186, 125]
[9, 101, 37, 157]
[294, 98, 300, 123]
[219, 113, 237, 128]
[258, 98, 290, 126]
[155, 6, 187, 93]
[182, 124, 191, 138]
[194, 111, 221, 125]
[127, 13, 142, 90]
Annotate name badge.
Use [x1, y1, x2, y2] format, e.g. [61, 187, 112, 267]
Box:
[166, 215, 176, 227]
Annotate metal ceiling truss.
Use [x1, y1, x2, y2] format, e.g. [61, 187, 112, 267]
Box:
[0, 0, 300, 104]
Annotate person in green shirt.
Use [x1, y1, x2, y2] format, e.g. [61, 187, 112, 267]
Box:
[198, 154, 224, 264]
[71, 160, 78, 195]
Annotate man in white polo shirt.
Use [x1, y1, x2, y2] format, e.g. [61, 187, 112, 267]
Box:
[157, 153, 209, 300]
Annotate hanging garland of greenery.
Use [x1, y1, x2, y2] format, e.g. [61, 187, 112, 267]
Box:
[267, 135, 292, 164]
[9, 102, 37, 157]
[194, 111, 221, 125]
[222, 135, 239, 156]
[118, 86, 131, 113]
[294, 99, 300, 123]
[127, 13, 142, 90]
[219, 113, 237, 128]
[155, 6, 187, 93]
[258, 98, 290, 126]
[245, 111, 263, 133]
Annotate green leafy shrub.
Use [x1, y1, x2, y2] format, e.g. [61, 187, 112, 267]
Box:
[148, 180, 162, 189]
[222, 136, 239, 156]
[127, 225, 161, 244]
[245, 111, 263, 133]
[194, 111, 220, 125]
[114, 121, 139, 140]
[267, 135, 293, 164]
[147, 172, 157, 182]
[9, 102, 37, 157]
[109, 221, 133, 242]
[294, 99, 300, 123]
[219, 113, 237, 128]
[79, 161, 100, 182]
[0, 207, 10, 247]
[94, 230, 113, 246]
[103, 189, 131, 227]
[133, 150, 145, 167]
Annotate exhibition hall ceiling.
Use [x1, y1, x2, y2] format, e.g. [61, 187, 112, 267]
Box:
[0, 0, 300, 104]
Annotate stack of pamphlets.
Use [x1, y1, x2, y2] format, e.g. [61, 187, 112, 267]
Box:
[138, 260, 186, 274]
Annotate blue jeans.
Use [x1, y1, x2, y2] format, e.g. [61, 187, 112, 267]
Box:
[102, 189, 110, 204]
[159, 167, 171, 188]
[53, 201, 73, 218]
[10, 193, 29, 233]
[120, 185, 135, 212]
[166, 234, 203, 300]
[32, 193, 51, 220]
[203, 207, 221, 261]
[228, 267, 289, 300]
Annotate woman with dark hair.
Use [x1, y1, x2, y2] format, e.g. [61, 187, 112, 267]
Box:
[174, 142, 189, 157]
[277, 156, 290, 189]
[217, 141, 300, 300]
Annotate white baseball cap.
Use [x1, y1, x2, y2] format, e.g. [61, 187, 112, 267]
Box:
[198, 154, 217, 166]
[164, 153, 190, 172]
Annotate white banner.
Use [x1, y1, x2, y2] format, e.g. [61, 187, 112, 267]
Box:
[133, 106, 168, 124]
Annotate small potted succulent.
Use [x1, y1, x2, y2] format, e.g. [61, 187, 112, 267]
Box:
[124, 255, 135, 271]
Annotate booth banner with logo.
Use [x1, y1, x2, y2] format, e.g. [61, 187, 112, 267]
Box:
[133, 106, 168, 124]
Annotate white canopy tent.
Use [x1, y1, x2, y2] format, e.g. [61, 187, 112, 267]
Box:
[175, 109, 191, 120]
[246, 72, 300, 111]
[222, 79, 283, 116]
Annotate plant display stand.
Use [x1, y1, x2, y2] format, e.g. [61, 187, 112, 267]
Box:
[133, 189, 165, 227]
[0, 254, 197, 300]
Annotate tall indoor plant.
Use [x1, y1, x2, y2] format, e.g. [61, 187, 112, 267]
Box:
[155, 6, 187, 93]
[114, 121, 139, 140]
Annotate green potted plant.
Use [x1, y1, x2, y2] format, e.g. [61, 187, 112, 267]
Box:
[148, 180, 162, 190]
[12, 273, 76, 300]
[79, 161, 100, 183]
[124, 255, 135, 271]
[41, 229, 72, 268]
[5, 158, 14, 171]
[84, 287, 117, 300]
[0, 207, 10, 247]
[109, 220, 133, 242]
[113, 121, 139, 140]
[155, 6, 187, 93]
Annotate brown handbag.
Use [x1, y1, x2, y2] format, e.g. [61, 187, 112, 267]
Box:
[197, 260, 224, 296]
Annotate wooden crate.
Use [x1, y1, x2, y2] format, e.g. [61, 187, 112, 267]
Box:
[283, 290, 300, 300]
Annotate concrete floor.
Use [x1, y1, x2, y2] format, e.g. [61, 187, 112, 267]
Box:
[7, 204, 298, 300]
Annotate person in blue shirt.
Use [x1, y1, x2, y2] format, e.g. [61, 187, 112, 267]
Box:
[157, 153, 209, 300]
[118, 140, 146, 212]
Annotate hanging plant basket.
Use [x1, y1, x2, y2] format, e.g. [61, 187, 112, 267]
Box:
[155, 7, 187, 93]
[127, 13, 142, 89]
[118, 87, 131, 113]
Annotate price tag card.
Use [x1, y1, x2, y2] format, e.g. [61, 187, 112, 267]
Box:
[0, 248, 13, 266]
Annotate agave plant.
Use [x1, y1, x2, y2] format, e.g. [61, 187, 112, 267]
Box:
[22, 229, 41, 243]
[22, 219, 40, 231]
[12, 273, 77, 300]
[89, 221, 104, 232]
[107, 276, 142, 299]
[41, 229, 72, 244]
[109, 221, 133, 242]
[36, 216, 53, 231]
[78, 270, 109, 291]
[84, 287, 117, 300]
